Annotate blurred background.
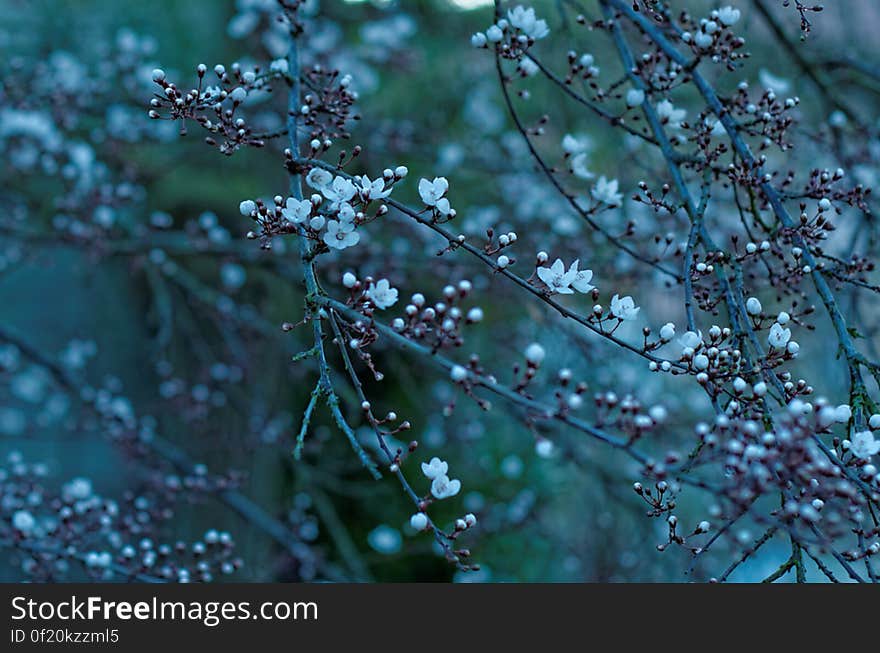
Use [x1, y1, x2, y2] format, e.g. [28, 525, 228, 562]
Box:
[2, 0, 879, 582]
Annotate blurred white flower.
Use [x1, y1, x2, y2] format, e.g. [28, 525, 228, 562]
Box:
[611, 294, 640, 320]
[591, 176, 623, 206]
[12, 510, 35, 533]
[717, 6, 741, 26]
[518, 58, 539, 76]
[507, 6, 550, 39]
[759, 69, 791, 95]
[850, 431, 880, 459]
[656, 100, 686, 128]
[570, 152, 594, 180]
[562, 133, 591, 155]
[525, 343, 545, 365]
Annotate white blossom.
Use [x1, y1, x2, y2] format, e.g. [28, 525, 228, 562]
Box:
[591, 176, 623, 207]
[656, 100, 686, 128]
[356, 174, 392, 201]
[694, 30, 714, 49]
[306, 168, 333, 191]
[418, 176, 449, 206]
[569, 261, 595, 293]
[270, 58, 289, 74]
[570, 153, 593, 180]
[366, 279, 398, 309]
[767, 322, 791, 348]
[717, 6, 741, 27]
[421, 457, 448, 479]
[536, 258, 575, 294]
[486, 24, 504, 42]
[610, 294, 640, 321]
[507, 6, 550, 40]
[281, 197, 311, 224]
[759, 69, 791, 95]
[850, 431, 880, 459]
[659, 322, 676, 341]
[518, 58, 539, 76]
[322, 176, 357, 205]
[562, 133, 591, 155]
[431, 474, 461, 500]
[323, 220, 360, 250]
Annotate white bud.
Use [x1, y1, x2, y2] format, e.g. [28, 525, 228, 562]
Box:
[450, 365, 468, 382]
[525, 343, 545, 365]
[746, 297, 762, 316]
[239, 200, 256, 216]
[625, 88, 645, 107]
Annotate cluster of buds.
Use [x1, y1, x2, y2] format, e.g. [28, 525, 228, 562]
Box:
[148, 63, 286, 154]
[387, 282, 483, 353]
